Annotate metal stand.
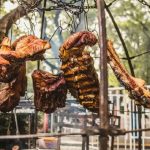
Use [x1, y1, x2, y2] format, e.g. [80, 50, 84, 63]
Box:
[97, 0, 109, 150]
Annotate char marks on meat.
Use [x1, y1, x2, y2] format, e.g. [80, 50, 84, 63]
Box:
[59, 31, 99, 112]
[107, 40, 150, 108]
[32, 70, 67, 113]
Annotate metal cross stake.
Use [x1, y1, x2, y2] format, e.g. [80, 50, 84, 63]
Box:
[97, 0, 109, 150]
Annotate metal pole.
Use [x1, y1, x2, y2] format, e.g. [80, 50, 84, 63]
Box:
[51, 113, 54, 132]
[82, 135, 86, 150]
[138, 106, 142, 150]
[33, 110, 37, 148]
[13, 109, 20, 135]
[82, 134, 89, 150]
[111, 136, 114, 150]
[86, 135, 89, 150]
[38, 0, 47, 69]
[97, 0, 109, 150]
[28, 114, 31, 149]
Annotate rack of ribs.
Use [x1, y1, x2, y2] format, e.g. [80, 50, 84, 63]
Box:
[59, 31, 100, 112]
[107, 40, 150, 108]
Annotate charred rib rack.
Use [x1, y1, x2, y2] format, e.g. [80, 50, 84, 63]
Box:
[107, 40, 150, 108]
[32, 70, 67, 113]
[59, 31, 99, 112]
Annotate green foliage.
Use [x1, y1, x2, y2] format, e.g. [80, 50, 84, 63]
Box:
[106, 0, 150, 84]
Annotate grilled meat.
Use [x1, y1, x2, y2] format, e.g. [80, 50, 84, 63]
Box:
[32, 70, 67, 113]
[59, 31, 99, 112]
[0, 35, 51, 62]
[0, 64, 27, 112]
[0, 35, 50, 83]
[107, 40, 150, 108]
[0, 37, 22, 82]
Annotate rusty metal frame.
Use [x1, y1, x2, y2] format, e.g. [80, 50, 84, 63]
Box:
[97, 0, 109, 150]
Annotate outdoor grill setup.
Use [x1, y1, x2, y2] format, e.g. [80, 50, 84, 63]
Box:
[0, 0, 150, 150]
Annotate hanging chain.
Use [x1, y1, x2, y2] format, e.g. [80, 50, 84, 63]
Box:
[43, 0, 96, 15]
[17, 0, 42, 11]
[137, 0, 150, 8]
[48, 0, 86, 15]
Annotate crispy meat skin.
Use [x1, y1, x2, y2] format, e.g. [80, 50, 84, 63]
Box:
[32, 70, 67, 113]
[0, 37, 22, 82]
[59, 31, 97, 62]
[0, 35, 51, 62]
[0, 35, 50, 83]
[0, 64, 27, 112]
[107, 40, 150, 108]
[61, 31, 97, 50]
[0, 35, 49, 111]
[60, 31, 99, 112]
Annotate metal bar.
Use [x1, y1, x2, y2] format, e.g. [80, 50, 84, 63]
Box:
[0, 127, 150, 139]
[138, 106, 142, 150]
[38, 0, 47, 70]
[39, 5, 96, 11]
[13, 109, 20, 135]
[125, 128, 150, 133]
[86, 135, 89, 150]
[111, 136, 114, 150]
[82, 135, 86, 150]
[33, 110, 38, 148]
[28, 114, 31, 149]
[97, 0, 109, 150]
[0, 132, 86, 140]
[33, 110, 38, 134]
[57, 130, 61, 150]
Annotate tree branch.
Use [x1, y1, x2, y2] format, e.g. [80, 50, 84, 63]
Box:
[105, 3, 135, 76]
[0, 0, 42, 35]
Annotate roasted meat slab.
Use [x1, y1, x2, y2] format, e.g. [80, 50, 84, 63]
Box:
[0, 35, 50, 83]
[0, 64, 27, 112]
[59, 31, 99, 112]
[0, 37, 22, 82]
[107, 40, 150, 108]
[0, 35, 51, 62]
[0, 34, 50, 111]
[32, 70, 67, 113]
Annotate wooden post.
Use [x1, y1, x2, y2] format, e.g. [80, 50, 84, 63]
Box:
[97, 0, 109, 150]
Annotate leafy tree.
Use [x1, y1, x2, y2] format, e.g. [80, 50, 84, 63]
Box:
[106, 0, 150, 84]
